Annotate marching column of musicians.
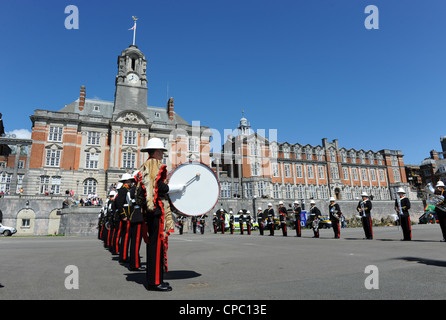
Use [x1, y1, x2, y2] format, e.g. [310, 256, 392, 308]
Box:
[97, 148, 446, 293]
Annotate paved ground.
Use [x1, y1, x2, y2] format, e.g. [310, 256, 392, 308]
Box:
[1, 224, 445, 300]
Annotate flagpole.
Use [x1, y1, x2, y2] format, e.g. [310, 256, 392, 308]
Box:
[132, 16, 138, 46]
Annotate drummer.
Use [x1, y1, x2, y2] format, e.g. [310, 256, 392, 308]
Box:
[137, 137, 184, 292]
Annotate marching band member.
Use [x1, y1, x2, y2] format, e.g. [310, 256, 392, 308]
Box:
[394, 187, 411, 241]
[434, 181, 446, 242]
[128, 170, 145, 271]
[357, 192, 373, 240]
[246, 210, 252, 235]
[328, 197, 341, 239]
[136, 138, 184, 292]
[257, 207, 264, 236]
[293, 201, 301, 237]
[115, 173, 135, 264]
[238, 210, 245, 235]
[199, 214, 207, 234]
[278, 201, 287, 237]
[229, 211, 234, 234]
[309, 200, 321, 238]
[267, 203, 275, 236]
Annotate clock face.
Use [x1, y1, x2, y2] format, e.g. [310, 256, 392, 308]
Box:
[128, 73, 139, 83]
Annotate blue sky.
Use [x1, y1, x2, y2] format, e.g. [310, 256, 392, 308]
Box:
[0, 0, 445, 165]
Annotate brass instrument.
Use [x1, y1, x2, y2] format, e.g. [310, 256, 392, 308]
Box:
[356, 201, 366, 219]
[425, 183, 445, 210]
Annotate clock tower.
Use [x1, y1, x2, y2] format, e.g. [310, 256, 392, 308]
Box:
[113, 44, 149, 117]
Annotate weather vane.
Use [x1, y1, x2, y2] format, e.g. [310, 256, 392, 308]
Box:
[129, 16, 138, 46]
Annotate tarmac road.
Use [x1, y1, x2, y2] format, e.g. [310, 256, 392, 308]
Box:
[1, 224, 445, 300]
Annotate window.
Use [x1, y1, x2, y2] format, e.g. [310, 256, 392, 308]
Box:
[51, 176, 61, 194]
[86, 153, 99, 169]
[393, 168, 401, 182]
[316, 149, 323, 161]
[296, 185, 305, 199]
[257, 181, 267, 197]
[283, 146, 290, 159]
[340, 151, 347, 163]
[40, 176, 61, 194]
[48, 126, 63, 142]
[370, 169, 376, 181]
[18, 161, 25, 169]
[379, 169, 385, 181]
[93, 105, 100, 112]
[361, 168, 368, 181]
[285, 184, 293, 199]
[352, 168, 358, 180]
[350, 152, 356, 164]
[331, 164, 339, 179]
[270, 144, 278, 159]
[220, 182, 231, 199]
[124, 130, 136, 145]
[87, 132, 100, 145]
[244, 182, 253, 199]
[0, 172, 12, 193]
[308, 185, 316, 199]
[16, 174, 24, 193]
[188, 137, 199, 153]
[273, 184, 280, 199]
[391, 156, 398, 166]
[295, 164, 303, 178]
[45, 149, 61, 167]
[284, 164, 291, 178]
[320, 185, 328, 199]
[272, 163, 279, 177]
[330, 149, 336, 162]
[307, 165, 314, 179]
[251, 160, 261, 176]
[295, 147, 301, 160]
[306, 148, 312, 160]
[343, 167, 349, 180]
[122, 152, 136, 169]
[360, 153, 365, 164]
[22, 219, 30, 228]
[83, 179, 97, 195]
[318, 166, 325, 179]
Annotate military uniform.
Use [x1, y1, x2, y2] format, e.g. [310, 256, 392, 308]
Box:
[115, 182, 132, 263]
[357, 194, 373, 240]
[278, 203, 287, 236]
[199, 214, 207, 234]
[267, 204, 275, 236]
[293, 202, 301, 237]
[239, 210, 244, 235]
[136, 158, 175, 291]
[257, 209, 264, 236]
[329, 199, 341, 239]
[309, 203, 321, 238]
[395, 190, 412, 241]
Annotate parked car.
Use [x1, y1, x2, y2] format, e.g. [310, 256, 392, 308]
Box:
[0, 223, 17, 236]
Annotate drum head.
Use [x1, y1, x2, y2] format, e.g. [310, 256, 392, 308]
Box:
[167, 162, 220, 217]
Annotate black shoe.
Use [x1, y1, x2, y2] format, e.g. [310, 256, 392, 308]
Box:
[147, 282, 172, 292]
[129, 266, 146, 271]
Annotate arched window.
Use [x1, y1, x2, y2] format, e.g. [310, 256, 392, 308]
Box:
[83, 178, 97, 195]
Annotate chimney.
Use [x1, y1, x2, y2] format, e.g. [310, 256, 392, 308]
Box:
[430, 150, 439, 161]
[167, 97, 174, 121]
[79, 85, 86, 111]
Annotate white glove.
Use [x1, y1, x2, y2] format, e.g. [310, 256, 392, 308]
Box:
[168, 184, 186, 194]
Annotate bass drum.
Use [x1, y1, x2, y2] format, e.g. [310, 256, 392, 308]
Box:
[167, 162, 220, 217]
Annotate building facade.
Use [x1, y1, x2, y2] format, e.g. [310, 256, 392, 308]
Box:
[18, 44, 211, 200]
[213, 116, 410, 207]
